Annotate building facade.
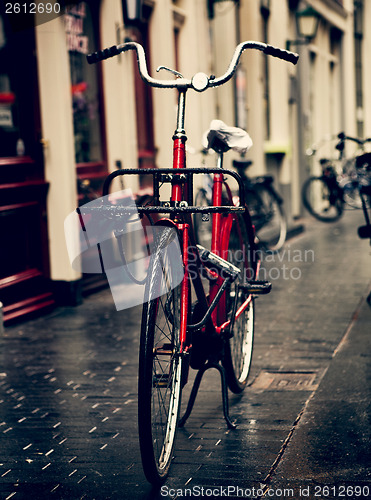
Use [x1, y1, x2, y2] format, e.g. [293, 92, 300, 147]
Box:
[0, 0, 369, 323]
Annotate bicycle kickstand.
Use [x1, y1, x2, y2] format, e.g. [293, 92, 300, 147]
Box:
[178, 361, 237, 430]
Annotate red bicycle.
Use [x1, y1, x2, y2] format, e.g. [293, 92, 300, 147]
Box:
[87, 40, 298, 485]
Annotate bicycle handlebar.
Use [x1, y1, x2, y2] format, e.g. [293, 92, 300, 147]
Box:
[307, 132, 371, 157]
[87, 41, 298, 91]
[337, 132, 365, 146]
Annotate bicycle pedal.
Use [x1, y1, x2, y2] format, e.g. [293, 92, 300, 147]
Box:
[153, 374, 170, 388]
[197, 245, 240, 280]
[154, 344, 174, 356]
[240, 280, 272, 295]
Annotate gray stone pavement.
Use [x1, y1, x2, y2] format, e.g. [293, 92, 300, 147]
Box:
[0, 209, 370, 499]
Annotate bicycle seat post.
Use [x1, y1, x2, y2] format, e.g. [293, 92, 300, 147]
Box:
[217, 151, 224, 169]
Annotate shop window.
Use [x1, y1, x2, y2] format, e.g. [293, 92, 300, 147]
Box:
[0, 10, 39, 159]
[65, 1, 105, 165]
[0, 8, 53, 323]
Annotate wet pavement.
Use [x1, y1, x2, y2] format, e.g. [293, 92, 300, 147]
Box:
[0, 209, 370, 500]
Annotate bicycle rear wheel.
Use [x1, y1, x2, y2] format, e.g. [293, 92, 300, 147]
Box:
[222, 212, 256, 394]
[253, 186, 287, 252]
[302, 176, 343, 222]
[138, 227, 183, 485]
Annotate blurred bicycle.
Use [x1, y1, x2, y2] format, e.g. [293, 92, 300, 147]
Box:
[302, 132, 371, 222]
[194, 121, 287, 252]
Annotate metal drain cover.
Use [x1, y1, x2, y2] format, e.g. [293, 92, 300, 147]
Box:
[251, 371, 319, 391]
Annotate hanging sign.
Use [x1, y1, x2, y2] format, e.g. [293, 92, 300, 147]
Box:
[65, 2, 89, 54]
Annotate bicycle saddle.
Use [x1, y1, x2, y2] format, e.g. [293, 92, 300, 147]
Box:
[203, 120, 253, 154]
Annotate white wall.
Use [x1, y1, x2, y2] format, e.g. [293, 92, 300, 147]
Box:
[100, 0, 139, 193]
[239, 0, 265, 176]
[36, 14, 79, 282]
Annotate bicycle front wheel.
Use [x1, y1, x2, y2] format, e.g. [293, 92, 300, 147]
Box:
[222, 212, 256, 394]
[254, 186, 287, 252]
[302, 176, 343, 222]
[138, 227, 183, 485]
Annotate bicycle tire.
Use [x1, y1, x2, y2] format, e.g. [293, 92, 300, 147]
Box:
[138, 226, 183, 485]
[193, 188, 212, 250]
[302, 176, 343, 222]
[222, 212, 257, 394]
[253, 185, 287, 252]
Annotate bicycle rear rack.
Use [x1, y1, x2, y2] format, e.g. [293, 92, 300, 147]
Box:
[102, 167, 246, 214]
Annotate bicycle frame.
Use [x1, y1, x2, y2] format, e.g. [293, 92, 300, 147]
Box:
[168, 89, 236, 350]
[101, 89, 253, 354]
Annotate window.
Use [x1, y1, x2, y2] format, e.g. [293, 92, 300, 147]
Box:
[65, 1, 104, 164]
[173, 6, 185, 73]
[126, 4, 155, 174]
[329, 28, 341, 136]
[0, 10, 38, 159]
[261, 4, 270, 138]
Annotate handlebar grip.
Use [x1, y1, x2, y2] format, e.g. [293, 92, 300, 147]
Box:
[347, 135, 363, 145]
[264, 44, 299, 65]
[338, 132, 364, 145]
[87, 45, 120, 64]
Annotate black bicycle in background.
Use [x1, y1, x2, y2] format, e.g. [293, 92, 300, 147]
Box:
[194, 123, 287, 253]
[232, 158, 287, 252]
[302, 132, 371, 222]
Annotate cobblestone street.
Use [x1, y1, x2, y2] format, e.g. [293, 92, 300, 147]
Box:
[1, 210, 370, 500]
